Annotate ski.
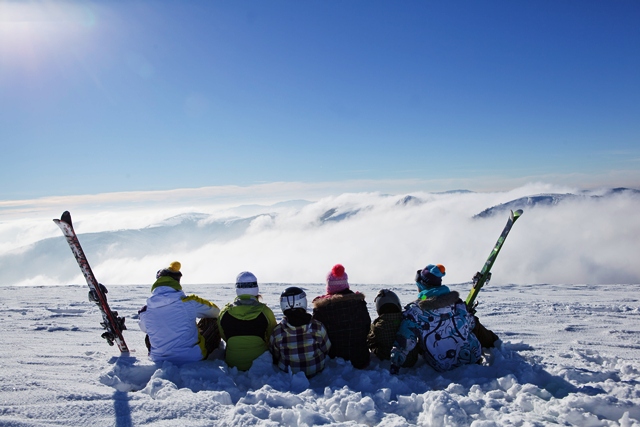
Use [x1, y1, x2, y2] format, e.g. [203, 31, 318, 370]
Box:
[465, 209, 523, 313]
[54, 211, 130, 353]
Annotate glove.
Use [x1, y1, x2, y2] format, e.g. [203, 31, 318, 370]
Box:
[390, 364, 400, 375]
[390, 350, 403, 367]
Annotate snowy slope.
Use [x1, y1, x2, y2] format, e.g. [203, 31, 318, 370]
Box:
[0, 282, 638, 426]
[474, 188, 640, 218]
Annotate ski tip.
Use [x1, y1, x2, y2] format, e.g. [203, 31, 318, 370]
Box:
[59, 211, 73, 227]
[512, 209, 524, 220]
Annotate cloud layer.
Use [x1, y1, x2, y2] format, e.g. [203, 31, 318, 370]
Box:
[2, 182, 639, 287]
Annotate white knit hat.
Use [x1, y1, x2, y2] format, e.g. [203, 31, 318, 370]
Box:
[236, 271, 259, 296]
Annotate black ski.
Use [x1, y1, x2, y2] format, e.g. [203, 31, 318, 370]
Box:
[465, 209, 523, 313]
[54, 211, 130, 353]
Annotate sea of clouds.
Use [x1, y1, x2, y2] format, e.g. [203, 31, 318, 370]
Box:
[1, 182, 639, 287]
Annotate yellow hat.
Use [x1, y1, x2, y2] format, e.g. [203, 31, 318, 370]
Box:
[155, 261, 183, 285]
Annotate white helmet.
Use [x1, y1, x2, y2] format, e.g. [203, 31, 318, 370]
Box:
[280, 287, 307, 312]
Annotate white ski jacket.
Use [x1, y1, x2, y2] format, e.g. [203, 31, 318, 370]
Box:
[139, 283, 219, 364]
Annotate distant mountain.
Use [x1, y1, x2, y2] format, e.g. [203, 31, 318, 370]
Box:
[396, 195, 422, 206]
[319, 207, 362, 223]
[0, 214, 257, 285]
[435, 189, 474, 194]
[592, 187, 640, 197]
[228, 200, 312, 217]
[0, 198, 361, 284]
[148, 212, 211, 228]
[4, 188, 638, 286]
[474, 187, 640, 218]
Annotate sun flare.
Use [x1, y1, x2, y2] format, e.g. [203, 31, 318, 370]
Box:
[0, 1, 97, 70]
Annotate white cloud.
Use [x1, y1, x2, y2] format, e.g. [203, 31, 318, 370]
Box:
[1, 182, 639, 286]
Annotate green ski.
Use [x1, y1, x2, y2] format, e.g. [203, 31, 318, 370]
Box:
[465, 209, 523, 313]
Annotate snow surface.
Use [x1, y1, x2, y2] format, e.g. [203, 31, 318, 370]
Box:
[1, 282, 639, 426]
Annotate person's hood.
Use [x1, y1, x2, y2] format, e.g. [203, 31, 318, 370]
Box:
[228, 295, 267, 319]
[417, 290, 460, 311]
[151, 276, 182, 292]
[283, 309, 312, 327]
[312, 291, 365, 309]
[147, 286, 185, 309]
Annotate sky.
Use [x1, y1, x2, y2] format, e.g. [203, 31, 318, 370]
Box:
[1, 1, 640, 202]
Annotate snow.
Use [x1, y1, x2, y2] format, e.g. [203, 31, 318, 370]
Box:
[1, 185, 639, 425]
[1, 282, 639, 426]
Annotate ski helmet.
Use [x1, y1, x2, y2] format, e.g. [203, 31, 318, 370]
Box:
[374, 289, 402, 314]
[280, 287, 307, 312]
[236, 271, 259, 296]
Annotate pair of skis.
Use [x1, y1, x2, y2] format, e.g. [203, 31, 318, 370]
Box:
[54, 211, 130, 353]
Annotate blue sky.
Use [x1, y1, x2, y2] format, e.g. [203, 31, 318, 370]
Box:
[2, 1, 639, 201]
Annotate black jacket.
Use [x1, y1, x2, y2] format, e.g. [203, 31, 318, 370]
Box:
[312, 290, 371, 369]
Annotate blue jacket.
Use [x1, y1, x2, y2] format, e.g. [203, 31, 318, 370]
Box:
[139, 277, 219, 364]
[390, 289, 481, 372]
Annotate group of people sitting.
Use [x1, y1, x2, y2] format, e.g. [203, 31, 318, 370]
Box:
[138, 261, 498, 376]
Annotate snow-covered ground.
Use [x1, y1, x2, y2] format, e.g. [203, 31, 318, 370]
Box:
[1, 282, 638, 426]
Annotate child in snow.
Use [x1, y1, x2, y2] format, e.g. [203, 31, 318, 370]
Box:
[138, 261, 221, 365]
[312, 264, 371, 369]
[269, 287, 332, 377]
[218, 271, 277, 371]
[390, 264, 498, 373]
[367, 289, 419, 367]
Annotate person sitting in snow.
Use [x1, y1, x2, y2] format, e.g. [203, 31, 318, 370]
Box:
[390, 264, 499, 374]
[269, 287, 332, 377]
[312, 264, 371, 369]
[138, 261, 221, 364]
[218, 271, 277, 371]
[367, 289, 419, 366]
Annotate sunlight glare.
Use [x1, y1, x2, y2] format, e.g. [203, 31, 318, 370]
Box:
[0, 1, 96, 70]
